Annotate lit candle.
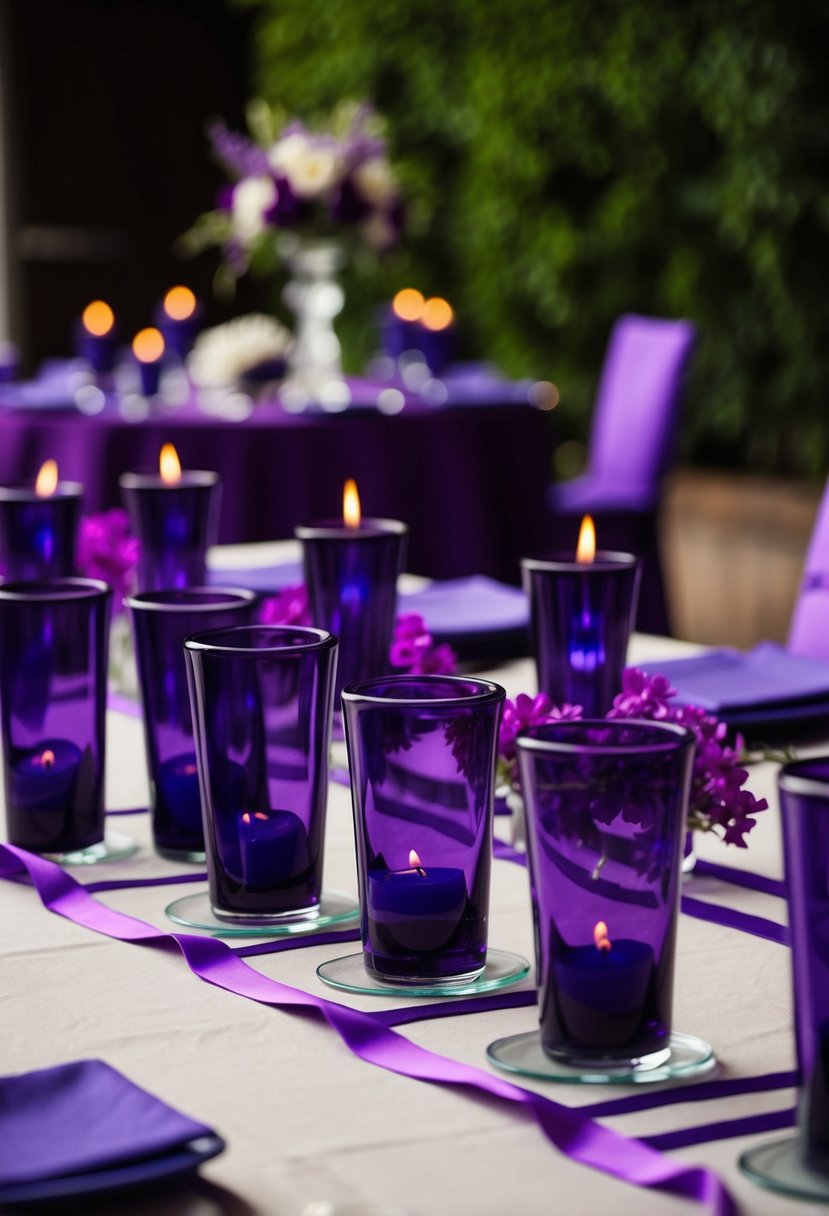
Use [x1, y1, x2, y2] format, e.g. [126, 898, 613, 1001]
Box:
[156, 286, 201, 361]
[546, 920, 655, 1050]
[382, 288, 425, 362]
[75, 300, 117, 374]
[367, 849, 468, 954]
[7, 740, 84, 852]
[569, 515, 605, 675]
[0, 460, 83, 582]
[119, 444, 221, 592]
[236, 809, 310, 890]
[155, 752, 202, 836]
[132, 327, 166, 397]
[419, 296, 455, 376]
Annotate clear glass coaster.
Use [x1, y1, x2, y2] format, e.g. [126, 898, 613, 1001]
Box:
[165, 889, 359, 936]
[46, 829, 138, 867]
[739, 1136, 829, 1202]
[486, 1029, 715, 1084]
[316, 948, 531, 997]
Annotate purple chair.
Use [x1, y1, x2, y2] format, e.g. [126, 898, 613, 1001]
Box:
[788, 478, 829, 661]
[546, 313, 697, 635]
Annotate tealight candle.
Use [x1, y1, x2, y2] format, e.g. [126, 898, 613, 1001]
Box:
[237, 809, 310, 891]
[522, 516, 641, 715]
[367, 849, 468, 954]
[296, 480, 407, 704]
[132, 327, 166, 397]
[120, 444, 221, 591]
[75, 300, 117, 374]
[156, 286, 201, 361]
[0, 460, 83, 582]
[418, 296, 455, 376]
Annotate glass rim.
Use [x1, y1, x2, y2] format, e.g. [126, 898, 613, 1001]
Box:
[0, 481, 84, 502]
[295, 518, 408, 541]
[342, 673, 506, 708]
[0, 576, 111, 603]
[119, 470, 219, 489]
[779, 756, 829, 799]
[183, 623, 336, 656]
[125, 587, 257, 613]
[516, 717, 695, 756]
[521, 552, 641, 573]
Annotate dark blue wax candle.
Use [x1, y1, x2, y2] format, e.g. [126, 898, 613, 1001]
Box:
[132, 328, 165, 397]
[546, 936, 655, 1051]
[7, 739, 83, 853]
[0, 470, 83, 583]
[155, 753, 202, 836]
[367, 857, 468, 953]
[237, 809, 310, 891]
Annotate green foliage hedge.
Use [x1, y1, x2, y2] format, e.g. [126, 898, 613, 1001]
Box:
[239, 0, 829, 478]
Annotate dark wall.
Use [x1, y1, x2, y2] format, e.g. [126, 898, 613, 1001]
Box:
[2, 0, 262, 371]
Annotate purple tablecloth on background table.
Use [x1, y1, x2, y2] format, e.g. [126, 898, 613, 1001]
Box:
[0, 370, 556, 582]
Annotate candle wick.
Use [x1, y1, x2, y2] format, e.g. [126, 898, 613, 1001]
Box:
[415, 866, 427, 878]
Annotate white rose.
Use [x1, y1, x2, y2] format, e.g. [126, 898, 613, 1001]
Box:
[187, 315, 292, 388]
[285, 144, 344, 199]
[352, 157, 397, 208]
[268, 132, 311, 177]
[231, 176, 276, 244]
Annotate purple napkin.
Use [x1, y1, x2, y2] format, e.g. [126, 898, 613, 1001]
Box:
[639, 641, 829, 713]
[401, 575, 529, 636]
[206, 560, 304, 592]
[0, 1059, 215, 1186]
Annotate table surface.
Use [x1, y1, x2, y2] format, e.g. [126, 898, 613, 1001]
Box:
[0, 556, 817, 1216]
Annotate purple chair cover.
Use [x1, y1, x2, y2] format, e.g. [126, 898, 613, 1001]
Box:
[788, 478, 829, 661]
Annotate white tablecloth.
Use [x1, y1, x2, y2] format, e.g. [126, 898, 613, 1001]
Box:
[0, 607, 819, 1216]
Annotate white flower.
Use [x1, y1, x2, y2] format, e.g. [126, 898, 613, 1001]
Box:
[187, 315, 292, 388]
[231, 176, 276, 244]
[268, 132, 311, 177]
[352, 157, 397, 208]
[271, 135, 343, 199]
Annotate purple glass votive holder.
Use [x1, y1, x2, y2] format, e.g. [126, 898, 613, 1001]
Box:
[127, 588, 256, 862]
[0, 481, 83, 584]
[296, 518, 408, 704]
[522, 552, 641, 715]
[184, 625, 338, 921]
[120, 470, 221, 593]
[73, 319, 117, 374]
[0, 579, 111, 858]
[342, 674, 506, 985]
[516, 719, 694, 1069]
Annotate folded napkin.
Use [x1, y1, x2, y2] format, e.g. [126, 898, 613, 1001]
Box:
[402, 575, 529, 638]
[206, 559, 304, 592]
[0, 1059, 217, 1187]
[638, 642, 829, 715]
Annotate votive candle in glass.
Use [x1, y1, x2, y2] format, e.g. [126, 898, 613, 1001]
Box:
[296, 480, 407, 704]
[156, 286, 201, 361]
[127, 588, 256, 861]
[74, 300, 117, 374]
[522, 516, 641, 715]
[342, 674, 505, 985]
[516, 718, 694, 1069]
[131, 327, 165, 397]
[184, 625, 338, 922]
[0, 578, 111, 858]
[120, 443, 221, 592]
[0, 461, 83, 583]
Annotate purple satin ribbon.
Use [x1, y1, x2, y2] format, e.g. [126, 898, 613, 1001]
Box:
[83, 872, 208, 894]
[0, 843, 736, 1216]
[693, 859, 786, 899]
[106, 691, 143, 718]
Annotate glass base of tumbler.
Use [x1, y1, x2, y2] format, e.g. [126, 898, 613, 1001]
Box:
[44, 830, 138, 867]
[164, 889, 359, 936]
[316, 948, 530, 997]
[486, 1029, 714, 1085]
[739, 1136, 829, 1202]
[155, 845, 206, 865]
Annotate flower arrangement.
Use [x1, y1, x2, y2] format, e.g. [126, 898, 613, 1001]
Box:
[497, 668, 769, 848]
[185, 100, 404, 288]
[76, 509, 140, 614]
[187, 315, 292, 389]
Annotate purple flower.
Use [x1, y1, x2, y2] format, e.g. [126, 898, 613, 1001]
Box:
[207, 120, 269, 178]
[609, 668, 675, 720]
[263, 175, 305, 228]
[257, 585, 312, 627]
[389, 612, 458, 676]
[499, 693, 583, 761]
[76, 509, 140, 612]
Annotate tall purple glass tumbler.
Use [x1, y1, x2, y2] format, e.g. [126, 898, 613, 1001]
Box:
[184, 625, 337, 921]
[120, 467, 220, 592]
[0, 579, 111, 858]
[0, 480, 83, 583]
[342, 675, 505, 985]
[516, 719, 694, 1069]
[296, 518, 407, 703]
[522, 552, 641, 715]
[127, 589, 256, 861]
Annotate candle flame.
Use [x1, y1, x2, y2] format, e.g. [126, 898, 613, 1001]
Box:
[408, 849, 427, 877]
[593, 921, 612, 952]
[163, 285, 196, 321]
[82, 300, 114, 337]
[132, 327, 165, 364]
[159, 443, 182, 485]
[576, 515, 596, 564]
[343, 479, 361, 529]
[392, 288, 425, 322]
[40, 749, 56, 770]
[421, 297, 454, 332]
[35, 459, 58, 498]
[241, 811, 270, 824]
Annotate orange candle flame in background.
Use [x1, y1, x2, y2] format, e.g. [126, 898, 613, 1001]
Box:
[82, 300, 114, 337]
[576, 515, 596, 564]
[421, 297, 454, 332]
[132, 328, 165, 364]
[343, 479, 361, 529]
[159, 443, 182, 485]
[392, 288, 425, 322]
[35, 460, 58, 498]
[163, 286, 197, 321]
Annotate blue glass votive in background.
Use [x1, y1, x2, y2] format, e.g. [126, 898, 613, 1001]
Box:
[0, 464, 83, 583]
[0, 579, 111, 859]
[522, 528, 641, 715]
[516, 719, 694, 1070]
[120, 447, 221, 592]
[74, 300, 117, 375]
[127, 588, 256, 861]
[342, 674, 505, 985]
[184, 625, 338, 921]
[296, 493, 407, 705]
[156, 286, 202, 362]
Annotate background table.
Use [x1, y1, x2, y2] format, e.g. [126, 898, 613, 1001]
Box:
[0, 619, 811, 1216]
[0, 389, 556, 583]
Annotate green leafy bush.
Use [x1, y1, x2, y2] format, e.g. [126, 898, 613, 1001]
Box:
[238, 0, 829, 477]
